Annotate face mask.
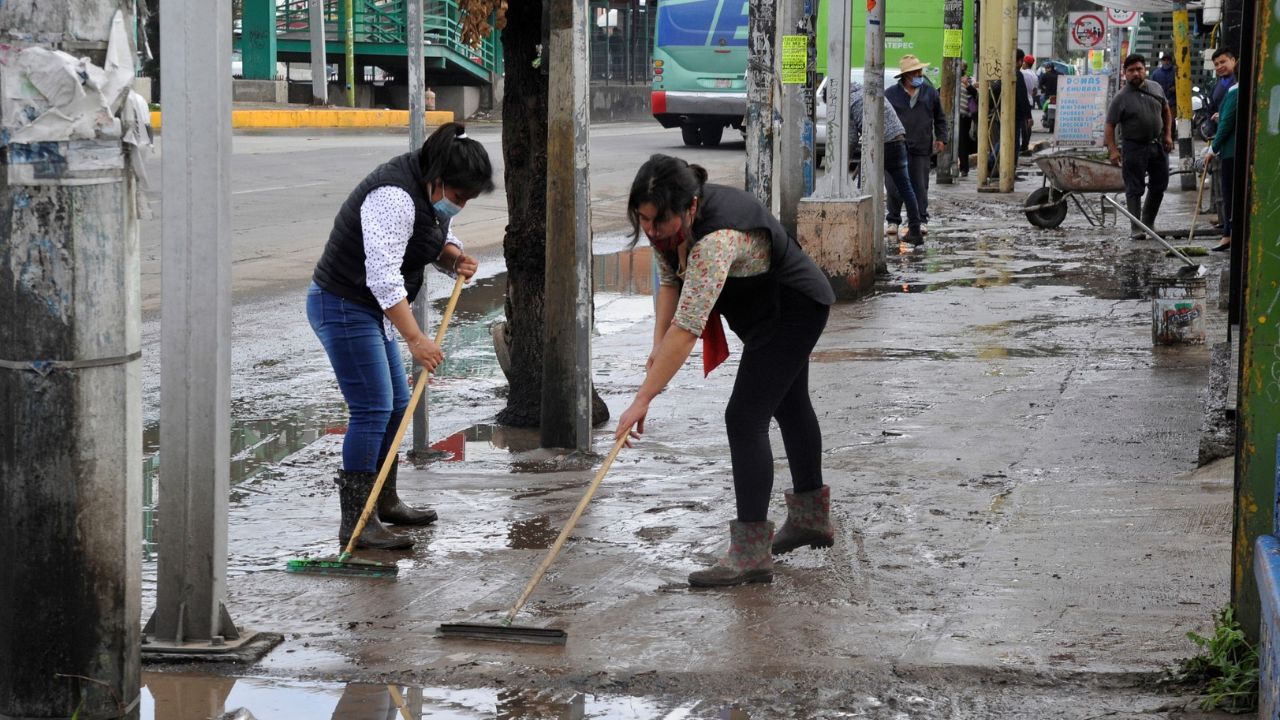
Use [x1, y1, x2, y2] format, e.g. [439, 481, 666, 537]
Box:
[433, 196, 463, 221]
[910, 76, 925, 88]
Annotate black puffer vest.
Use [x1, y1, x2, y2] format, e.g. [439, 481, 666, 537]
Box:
[662, 184, 835, 348]
[313, 151, 448, 311]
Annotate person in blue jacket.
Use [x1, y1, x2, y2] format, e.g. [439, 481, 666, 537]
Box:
[885, 55, 947, 235]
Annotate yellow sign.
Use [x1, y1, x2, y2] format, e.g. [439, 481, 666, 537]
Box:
[943, 29, 963, 58]
[1090, 49, 1105, 71]
[781, 35, 807, 85]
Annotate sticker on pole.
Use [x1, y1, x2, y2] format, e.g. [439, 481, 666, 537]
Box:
[1067, 12, 1106, 51]
[943, 29, 963, 58]
[1106, 8, 1139, 26]
[781, 35, 807, 85]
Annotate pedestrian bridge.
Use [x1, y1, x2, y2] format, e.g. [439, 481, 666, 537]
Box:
[236, 0, 501, 86]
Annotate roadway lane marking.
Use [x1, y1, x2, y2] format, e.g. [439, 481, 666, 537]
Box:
[233, 181, 329, 195]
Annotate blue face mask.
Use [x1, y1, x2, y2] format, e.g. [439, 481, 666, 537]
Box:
[433, 195, 463, 221]
[910, 76, 925, 88]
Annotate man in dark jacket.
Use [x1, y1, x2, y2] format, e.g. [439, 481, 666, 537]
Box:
[1150, 52, 1176, 105]
[885, 54, 947, 234]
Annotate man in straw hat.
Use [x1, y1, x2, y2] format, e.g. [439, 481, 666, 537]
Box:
[885, 54, 947, 238]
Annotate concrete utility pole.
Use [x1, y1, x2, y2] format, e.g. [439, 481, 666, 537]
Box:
[936, 0, 965, 184]
[147, 0, 257, 656]
[746, 0, 777, 206]
[407, 0, 430, 457]
[1172, 2, 1195, 190]
[541, 0, 593, 451]
[310, 0, 329, 104]
[776, 0, 816, 235]
[0, 4, 141, 718]
[343, 0, 356, 107]
[998, 0, 1016, 192]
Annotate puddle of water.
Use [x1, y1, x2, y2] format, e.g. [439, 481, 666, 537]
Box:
[139, 672, 742, 719]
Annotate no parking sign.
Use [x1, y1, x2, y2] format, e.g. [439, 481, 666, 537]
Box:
[1106, 8, 1140, 26]
[1067, 12, 1106, 50]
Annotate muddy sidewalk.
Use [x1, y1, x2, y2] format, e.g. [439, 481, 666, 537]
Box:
[142, 176, 1235, 718]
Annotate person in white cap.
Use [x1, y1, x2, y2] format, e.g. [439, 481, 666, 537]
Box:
[885, 54, 947, 237]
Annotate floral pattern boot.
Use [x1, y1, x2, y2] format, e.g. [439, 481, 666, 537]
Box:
[688, 520, 775, 587]
[771, 486, 834, 555]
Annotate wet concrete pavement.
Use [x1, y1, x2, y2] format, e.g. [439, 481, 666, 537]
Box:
[140, 156, 1238, 718]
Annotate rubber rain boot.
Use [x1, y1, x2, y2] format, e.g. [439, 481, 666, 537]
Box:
[1126, 196, 1143, 237]
[772, 486, 835, 555]
[1141, 196, 1162, 237]
[688, 520, 774, 587]
[337, 470, 414, 550]
[375, 456, 438, 525]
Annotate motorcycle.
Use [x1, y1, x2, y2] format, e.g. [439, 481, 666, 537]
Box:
[1191, 85, 1214, 141]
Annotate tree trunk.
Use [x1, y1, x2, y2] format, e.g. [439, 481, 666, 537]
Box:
[495, 0, 549, 427]
[494, 0, 609, 429]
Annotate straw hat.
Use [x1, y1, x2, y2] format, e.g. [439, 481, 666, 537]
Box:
[895, 54, 930, 78]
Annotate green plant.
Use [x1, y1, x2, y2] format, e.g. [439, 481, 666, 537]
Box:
[1169, 605, 1259, 713]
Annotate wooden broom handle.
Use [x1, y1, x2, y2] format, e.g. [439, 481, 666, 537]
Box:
[504, 431, 630, 624]
[342, 274, 466, 557]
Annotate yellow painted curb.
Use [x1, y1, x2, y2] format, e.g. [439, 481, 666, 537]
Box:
[149, 109, 454, 129]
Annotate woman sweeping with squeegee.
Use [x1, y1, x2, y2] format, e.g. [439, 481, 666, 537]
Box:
[615, 154, 837, 587]
[306, 122, 493, 550]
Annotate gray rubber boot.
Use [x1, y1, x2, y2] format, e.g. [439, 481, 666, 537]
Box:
[688, 520, 774, 587]
[772, 486, 835, 555]
[337, 471, 414, 550]
[375, 456, 438, 525]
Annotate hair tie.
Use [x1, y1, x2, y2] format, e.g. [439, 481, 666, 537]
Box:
[457, 132, 468, 139]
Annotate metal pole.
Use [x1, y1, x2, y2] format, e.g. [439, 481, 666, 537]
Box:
[745, 0, 777, 206]
[0, 4, 141, 718]
[1173, 3, 1195, 190]
[344, 0, 356, 107]
[149, 0, 248, 653]
[1232, 0, 1271, 644]
[777, 0, 813, 235]
[997, 0, 1016, 192]
[859, 0, 883, 267]
[309, 0, 328, 104]
[406, 0, 429, 456]
[541, 0, 593, 451]
[937, 0, 965, 184]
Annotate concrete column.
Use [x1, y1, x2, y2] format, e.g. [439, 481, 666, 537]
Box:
[541, 0, 593, 451]
[859, 0, 881, 262]
[309, 0, 329, 104]
[148, 0, 242, 649]
[0, 3, 141, 718]
[776, 0, 815, 235]
[977, 0, 994, 188]
[242, 0, 278, 80]
[407, 0, 429, 456]
[745, 0, 776, 207]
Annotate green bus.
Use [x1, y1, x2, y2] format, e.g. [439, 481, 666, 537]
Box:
[650, 0, 973, 147]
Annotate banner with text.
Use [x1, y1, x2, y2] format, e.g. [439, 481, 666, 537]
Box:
[1054, 74, 1109, 146]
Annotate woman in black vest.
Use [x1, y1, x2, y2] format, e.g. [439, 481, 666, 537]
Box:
[307, 122, 493, 550]
[616, 154, 836, 587]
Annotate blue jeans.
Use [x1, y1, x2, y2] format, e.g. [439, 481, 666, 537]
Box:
[883, 140, 923, 231]
[306, 282, 409, 473]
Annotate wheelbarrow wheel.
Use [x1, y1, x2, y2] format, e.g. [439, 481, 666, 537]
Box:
[1024, 187, 1068, 229]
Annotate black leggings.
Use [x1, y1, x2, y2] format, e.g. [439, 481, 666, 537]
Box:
[725, 287, 830, 522]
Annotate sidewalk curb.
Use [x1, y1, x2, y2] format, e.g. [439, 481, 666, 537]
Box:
[148, 109, 455, 130]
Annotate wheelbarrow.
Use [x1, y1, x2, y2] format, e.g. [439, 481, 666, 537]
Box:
[1023, 150, 1126, 229]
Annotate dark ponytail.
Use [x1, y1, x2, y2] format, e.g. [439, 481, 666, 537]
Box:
[419, 122, 495, 196]
[626, 154, 707, 244]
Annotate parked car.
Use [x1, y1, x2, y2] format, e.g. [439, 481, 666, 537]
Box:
[815, 67, 904, 165]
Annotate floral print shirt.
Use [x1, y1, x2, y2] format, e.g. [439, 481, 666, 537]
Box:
[656, 228, 772, 336]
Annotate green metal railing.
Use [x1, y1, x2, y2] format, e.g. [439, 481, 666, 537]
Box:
[273, 0, 499, 74]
